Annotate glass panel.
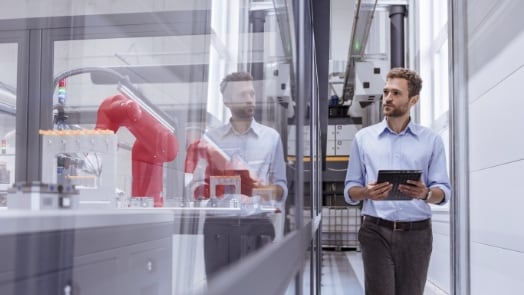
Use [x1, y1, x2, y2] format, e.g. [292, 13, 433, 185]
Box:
[418, 0, 452, 293]
[284, 252, 312, 294]
[0, 43, 17, 207]
[434, 39, 450, 119]
[0, 1, 211, 19]
[26, 2, 299, 294]
[432, 0, 448, 38]
[0, 0, 313, 292]
[51, 35, 205, 205]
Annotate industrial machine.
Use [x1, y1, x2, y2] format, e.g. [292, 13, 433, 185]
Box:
[39, 129, 118, 208]
[95, 93, 179, 207]
[7, 181, 80, 210]
[41, 67, 181, 208]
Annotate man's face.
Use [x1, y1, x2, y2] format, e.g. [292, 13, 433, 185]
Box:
[224, 80, 256, 120]
[382, 78, 417, 118]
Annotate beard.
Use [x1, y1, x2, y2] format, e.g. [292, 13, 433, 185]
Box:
[231, 105, 255, 120]
[382, 104, 409, 118]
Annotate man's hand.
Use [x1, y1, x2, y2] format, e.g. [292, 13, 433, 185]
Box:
[398, 180, 428, 200]
[349, 181, 393, 201]
[252, 184, 283, 201]
[365, 181, 393, 200]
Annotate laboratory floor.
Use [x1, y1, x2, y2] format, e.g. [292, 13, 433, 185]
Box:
[319, 250, 449, 295]
[178, 235, 450, 294]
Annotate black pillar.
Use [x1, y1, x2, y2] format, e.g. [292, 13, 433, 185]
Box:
[389, 5, 406, 68]
[249, 10, 266, 80]
[312, 0, 330, 173]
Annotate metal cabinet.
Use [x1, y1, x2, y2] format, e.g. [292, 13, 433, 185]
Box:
[72, 255, 119, 294]
[0, 220, 174, 295]
[72, 237, 172, 295]
[124, 238, 172, 294]
[0, 268, 73, 295]
[0, 229, 75, 294]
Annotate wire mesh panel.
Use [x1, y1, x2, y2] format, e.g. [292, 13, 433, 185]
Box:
[321, 206, 361, 250]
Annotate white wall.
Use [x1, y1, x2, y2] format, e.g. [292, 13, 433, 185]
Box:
[467, 1, 524, 294]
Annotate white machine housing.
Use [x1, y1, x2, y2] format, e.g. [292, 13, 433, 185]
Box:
[7, 182, 79, 210]
[354, 59, 388, 100]
[40, 130, 117, 208]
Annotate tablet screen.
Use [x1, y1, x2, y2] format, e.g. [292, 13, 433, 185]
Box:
[376, 170, 422, 201]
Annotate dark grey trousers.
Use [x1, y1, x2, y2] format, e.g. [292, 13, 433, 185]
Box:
[358, 218, 433, 295]
[203, 215, 274, 279]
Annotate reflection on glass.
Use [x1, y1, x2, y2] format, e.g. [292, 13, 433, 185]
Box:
[0, 43, 17, 206]
[183, 71, 288, 280]
[1, 1, 299, 294]
[185, 72, 288, 209]
[418, 0, 452, 292]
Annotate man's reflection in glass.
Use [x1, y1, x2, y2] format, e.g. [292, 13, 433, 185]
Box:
[185, 71, 288, 205]
[184, 71, 288, 278]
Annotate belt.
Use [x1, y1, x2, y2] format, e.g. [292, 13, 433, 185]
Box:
[364, 215, 430, 231]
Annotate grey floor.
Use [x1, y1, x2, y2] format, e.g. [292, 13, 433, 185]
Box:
[320, 250, 448, 295]
[321, 250, 364, 295]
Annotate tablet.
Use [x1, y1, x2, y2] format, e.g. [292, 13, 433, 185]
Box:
[376, 170, 422, 201]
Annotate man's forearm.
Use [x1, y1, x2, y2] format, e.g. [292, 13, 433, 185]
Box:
[255, 184, 284, 201]
[348, 186, 368, 201]
[273, 185, 283, 200]
[426, 187, 445, 204]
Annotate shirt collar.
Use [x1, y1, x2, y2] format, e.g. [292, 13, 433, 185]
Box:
[219, 119, 261, 138]
[377, 117, 419, 137]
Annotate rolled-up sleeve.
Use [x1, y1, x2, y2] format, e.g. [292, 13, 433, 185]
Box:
[427, 136, 452, 205]
[344, 139, 364, 205]
[273, 135, 288, 202]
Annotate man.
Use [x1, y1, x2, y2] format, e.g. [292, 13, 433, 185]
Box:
[185, 71, 287, 202]
[344, 67, 451, 295]
[185, 71, 288, 278]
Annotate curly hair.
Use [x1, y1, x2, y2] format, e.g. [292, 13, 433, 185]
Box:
[219, 71, 253, 96]
[386, 67, 423, 98]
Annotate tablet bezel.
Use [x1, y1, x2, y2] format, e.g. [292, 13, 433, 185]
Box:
[376, 170, 422, 201]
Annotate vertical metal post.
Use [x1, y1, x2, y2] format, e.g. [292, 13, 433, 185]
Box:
[449, 0, 470, 294]
[14, 31, 30, 183]
[312, 0, 329, 293]
[250, 10, 266, 81]
[312, 0, 329, 174]
[17, 28, 54, 183]
[23, 29, 48, 183]
[293, 0, 307, 293]
[389, 5, 406, 68]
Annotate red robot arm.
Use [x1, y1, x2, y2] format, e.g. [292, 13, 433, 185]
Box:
[95, 94, 179, 207]
[184, 139, 255, 199]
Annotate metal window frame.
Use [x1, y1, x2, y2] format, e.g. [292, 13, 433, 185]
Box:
[0, 30, 30, 182]
[448, 0, 471, 294]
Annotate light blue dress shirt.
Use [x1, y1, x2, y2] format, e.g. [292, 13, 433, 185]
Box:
[205, 119, 288, 202]
[344, 118, 451, 222]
